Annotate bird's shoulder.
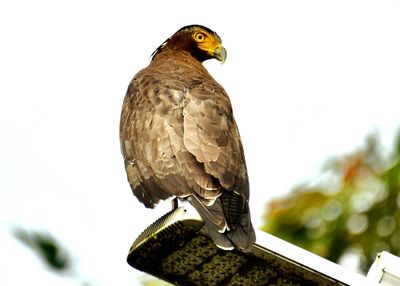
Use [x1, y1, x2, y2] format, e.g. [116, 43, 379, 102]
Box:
[124, 50, 232, 112]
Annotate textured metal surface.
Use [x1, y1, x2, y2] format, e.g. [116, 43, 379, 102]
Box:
[127, 207, 359, 286]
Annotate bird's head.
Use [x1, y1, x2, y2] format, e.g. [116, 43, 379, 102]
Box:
[151, 25, 227, 63]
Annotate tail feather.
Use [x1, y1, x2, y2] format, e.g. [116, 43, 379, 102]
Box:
[187, 192, 255, 252]
[219, 191, 245, 230]
[226, 203, 255, 252]
[202, 218, 235, 251]
[187, 195, 227, 232]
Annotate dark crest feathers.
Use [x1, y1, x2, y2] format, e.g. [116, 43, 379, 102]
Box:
[150, 24, 220, 59]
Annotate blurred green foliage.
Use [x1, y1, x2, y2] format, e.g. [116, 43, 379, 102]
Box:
[13, 228, 99, 285]
[262, 133, 400, 273]
[14, 228, 71, 272]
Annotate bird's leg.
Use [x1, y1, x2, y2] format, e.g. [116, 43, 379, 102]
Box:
[171, 198, 179, 210]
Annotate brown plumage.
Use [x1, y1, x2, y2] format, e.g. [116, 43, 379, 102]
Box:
[120, 25, 255, 251]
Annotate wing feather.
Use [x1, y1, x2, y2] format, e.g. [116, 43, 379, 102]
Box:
[120, 73, 222, 207]
[182, 85, 248, 196]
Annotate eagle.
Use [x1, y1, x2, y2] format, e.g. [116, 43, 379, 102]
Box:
[120, 25, 255, 252]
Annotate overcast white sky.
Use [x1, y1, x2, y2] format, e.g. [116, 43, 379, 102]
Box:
[1, 0, 400, 285]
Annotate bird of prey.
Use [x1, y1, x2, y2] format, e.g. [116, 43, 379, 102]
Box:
[120, 25, 255, 252]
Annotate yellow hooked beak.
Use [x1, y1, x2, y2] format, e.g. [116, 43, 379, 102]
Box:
[213, 45, 227, 63]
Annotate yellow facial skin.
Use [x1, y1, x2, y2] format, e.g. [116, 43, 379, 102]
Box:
[193, 30, 227, 63]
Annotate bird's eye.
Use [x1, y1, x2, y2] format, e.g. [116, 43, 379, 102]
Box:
[194, 32, 206, 42]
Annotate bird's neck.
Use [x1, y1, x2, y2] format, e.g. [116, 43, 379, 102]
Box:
[151, 49, 208, 74]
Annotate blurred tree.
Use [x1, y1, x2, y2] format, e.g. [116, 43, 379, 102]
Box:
[13, 227, 98, 285]
[262, 133, 400, 273]
[14, 227, 71, 272]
